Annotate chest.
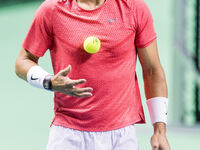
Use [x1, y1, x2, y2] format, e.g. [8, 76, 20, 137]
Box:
[52, 4, 136, 59]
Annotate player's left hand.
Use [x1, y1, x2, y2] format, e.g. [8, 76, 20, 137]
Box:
[150, 133, 171, 150]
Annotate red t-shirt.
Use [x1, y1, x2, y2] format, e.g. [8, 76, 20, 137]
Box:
[23, 0, 157, 131]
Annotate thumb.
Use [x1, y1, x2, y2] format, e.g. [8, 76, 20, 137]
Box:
[59, 65, 72, 76]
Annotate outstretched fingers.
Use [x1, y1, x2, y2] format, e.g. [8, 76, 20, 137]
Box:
[70, 87, 93, 97]
[72, 87, 93, 93]
[70, 79, 87, 86]
[53, 65, 93, 98]
[74, 92, 93, 98]
[59, 65, 72, 76]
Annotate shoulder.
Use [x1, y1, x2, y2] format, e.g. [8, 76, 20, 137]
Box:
[37, 0, 59, 13]
[42, 0, 59, 7]
[113, 0, 141, 10]
[33, 0, 60, 20]
[127, 0, 149, 10]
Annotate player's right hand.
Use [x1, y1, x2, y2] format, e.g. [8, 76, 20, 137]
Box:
[51, 65, 93, 97]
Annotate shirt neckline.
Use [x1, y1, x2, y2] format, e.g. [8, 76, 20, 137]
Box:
[73, 0, 108, 12]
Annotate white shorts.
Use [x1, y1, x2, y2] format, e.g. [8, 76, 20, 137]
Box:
[46, 124, 138, 150]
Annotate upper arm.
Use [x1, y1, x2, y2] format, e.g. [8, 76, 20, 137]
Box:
[137, 40, 163, 74]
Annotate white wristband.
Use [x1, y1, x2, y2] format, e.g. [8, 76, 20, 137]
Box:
[146, 97, 168, 125]
[27, 65, 50, 89]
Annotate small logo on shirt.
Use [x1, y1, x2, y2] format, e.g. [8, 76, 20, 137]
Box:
[64, 2, 70, 5]
[108, 17, 119, 23]
[31, 75, 39, 80]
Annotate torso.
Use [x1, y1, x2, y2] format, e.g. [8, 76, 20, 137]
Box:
[49, 0, 145, 131]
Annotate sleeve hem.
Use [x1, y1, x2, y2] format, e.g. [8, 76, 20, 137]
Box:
[22, 43, 45, 58]
[136, 36, 157, 48]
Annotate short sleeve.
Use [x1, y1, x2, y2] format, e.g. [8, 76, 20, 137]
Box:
[22, 0, 54, 57]
[132, 0, 157, 48]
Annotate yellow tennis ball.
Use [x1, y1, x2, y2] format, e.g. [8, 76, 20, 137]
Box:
[83, 36, 101, 54]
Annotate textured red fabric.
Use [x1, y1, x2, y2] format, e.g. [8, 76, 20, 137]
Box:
[22, 0, 157, 131]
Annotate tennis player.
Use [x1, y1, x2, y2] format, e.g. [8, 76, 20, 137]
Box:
[15, 0, 171, 149]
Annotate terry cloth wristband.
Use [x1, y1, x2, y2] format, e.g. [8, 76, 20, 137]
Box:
[146, 97, 168, 125]
[27, 65, 52, 90]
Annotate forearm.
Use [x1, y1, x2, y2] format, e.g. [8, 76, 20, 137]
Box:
[15, 59, 38, 81]
[15, 49, 53, 90]
[143, 67, 168, 133]
[138, 41, 171, 149]
[15, 49, 38, 81]
[143, 67, 168, 99]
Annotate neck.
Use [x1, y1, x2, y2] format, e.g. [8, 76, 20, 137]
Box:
[76, 0, 101, 5]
